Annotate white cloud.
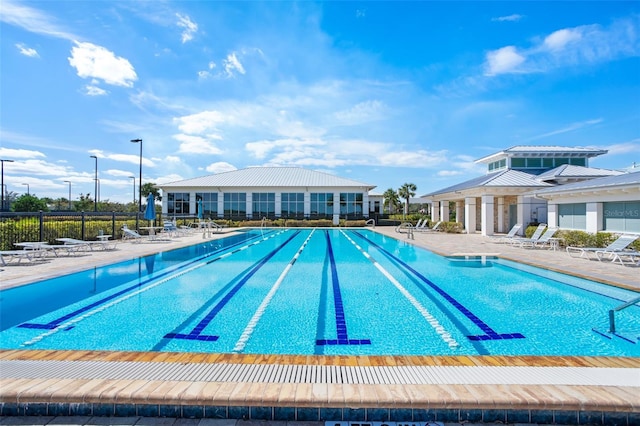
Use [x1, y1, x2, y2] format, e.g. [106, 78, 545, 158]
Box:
[68, 41, 137, 87]
[174, 134, 224, 155]
[484, 46, 525, 75]
[0, 147, 46, 159]
[334, 100, 387, 125]
[223, 52, 246, 77]
[543, 28, 583, 51]
[245, 138, 325, 160]
[206, 162, 237, 174]
[0, 0, 77, 40]
[492, 14, 523, 22]
[15, 43, 39, 57]
[526, 118, 603, 141]
[176, 13, 198, 43]
[84, 84, 107, 96]
[602, 140, 640, 156]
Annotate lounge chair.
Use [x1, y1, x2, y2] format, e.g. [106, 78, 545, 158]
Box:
[508, 223, 547, 246]
[56, 237, 117, 251]
[415, 221, 442, 232]
[597, 249, 640, 266]
[487, 223, 523, 244]
[566, 234, 638, 261]
[517, 227, 559, 249]
[122, 225, 145, 243]
[0, 250, 37, 265]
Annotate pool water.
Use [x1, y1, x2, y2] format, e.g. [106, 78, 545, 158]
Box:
[1, 228, 639, 356]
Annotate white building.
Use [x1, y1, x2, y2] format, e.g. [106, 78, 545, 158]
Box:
[534, 171, 640, 234]
[421, 146, 622, 236]
[157, 167, 380, 223]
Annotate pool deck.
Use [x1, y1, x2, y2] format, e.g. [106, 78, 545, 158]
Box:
[1, 227, 639, 425]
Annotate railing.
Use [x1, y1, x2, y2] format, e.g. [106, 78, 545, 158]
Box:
[609, 295, 640, 333]
[365, 218, 376, 228]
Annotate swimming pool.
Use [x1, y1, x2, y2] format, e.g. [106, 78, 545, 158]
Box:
[1, 228, 638, 357]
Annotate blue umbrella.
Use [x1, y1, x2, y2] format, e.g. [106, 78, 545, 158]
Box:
[144, 193, 156, 223]
[197, 199, 203, 219]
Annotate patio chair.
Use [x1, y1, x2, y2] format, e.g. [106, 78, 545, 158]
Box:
[415, 221, 442, 233]
[566, 234, 638, 260]
[508, 223, 547, 246]
[517, 227, 559, 249]
[487, 223, 523, 244]
[56, 237, 117, 251]
[121, 225, 145, 243]
[0, 250, 37, 266]
[597, 249, 640, 266]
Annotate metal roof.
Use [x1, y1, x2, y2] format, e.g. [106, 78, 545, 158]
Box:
[158, 167, 376, 190]
[422, 169, 553, 197]
[475, 145, 608, 164]
[535, 170, 640, 195]
[536, 165, 623, 181]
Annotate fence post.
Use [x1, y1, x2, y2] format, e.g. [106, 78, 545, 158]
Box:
[81, 211, 86, 240]
[39, 210, 44, 242]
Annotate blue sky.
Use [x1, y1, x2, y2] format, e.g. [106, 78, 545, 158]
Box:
[1, 1, 639, 204]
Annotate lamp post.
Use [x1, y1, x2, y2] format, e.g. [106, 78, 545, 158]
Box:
[22, 183, 29, 195]
[130, 138, 143, 230]
[90, 155, 98, 211]
[129, 176, 136, 205]
[64, 180, 72, 210]
[1, 159, 14, 211]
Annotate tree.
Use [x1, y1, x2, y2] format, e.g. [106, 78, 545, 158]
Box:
[141, 182, 161, 202]
[73, 193, 95, 212]
[11, 194, 50, 212]
[383, 188, 399, 214]
[397, 182, 417, 217]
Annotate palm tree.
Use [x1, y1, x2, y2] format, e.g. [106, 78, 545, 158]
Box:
[397, 182, 417, 217]
[383, 188, 399, 214]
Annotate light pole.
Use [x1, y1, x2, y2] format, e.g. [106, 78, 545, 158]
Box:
[130, 138, 143, 230]
[94, 178, 100, 209]
[22, 183, 29, 195]
[1, 159, 14, 211]
[90, 155, 98, 211]
[129, 176, 136, 205]
[64, 180, 72, 210]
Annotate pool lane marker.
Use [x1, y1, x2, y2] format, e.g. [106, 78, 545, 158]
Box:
[316, 230, 371, 346]
[164, 230, 302, 343]
[339, 230, 458, 349]
[352, 230, 525, 342]
[233, 229, 316, 352]
[18, 230, 282, 333]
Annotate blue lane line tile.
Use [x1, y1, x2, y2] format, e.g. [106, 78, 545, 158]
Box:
[352, 231, 525, 342]
[316, 230, 370, 347]
[165, 231, 301, 342]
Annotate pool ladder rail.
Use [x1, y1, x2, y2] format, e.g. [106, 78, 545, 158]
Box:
[592, 294, 640, 344]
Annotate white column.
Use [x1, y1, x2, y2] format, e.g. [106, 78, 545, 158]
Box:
[304, 192, 311, 217]
[432, 201, 440, 222]
[455, 201, 464, 225]
[517, 196, 526, 228]
[547, 203, 558, 228]
[440, 201, 449, 223]
[481, 195, 494, 236]
[217, 192, 224, 218]
[586, 202, 601, 233]
[275, 192, 282, 217]
[497, 197, 504, 233]
[464, 197, 476, 234]
[363, 192, 369, 218]
[246, 193, 253, 219]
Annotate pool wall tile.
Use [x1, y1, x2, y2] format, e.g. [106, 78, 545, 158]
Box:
[114, 403, 136, 417]
[433, 409, 458, 422]
[0, 403, 19, 416]
[69, 403, 92, 417]
[411, 409, 435, 421]
[92, 403, 114, 417]
[343, 408, 366, 421]
[204, 406, 227, 419]
[366, 408, 389, 421]
[182, 405, 204, 419]
[296, 407, 320, 421]
[554, 410, 578, 425]
[320, 407, 343, 421]
[227, 405, 249, 420]
[274, 407, 296, 421]
[22, 402, 47, 416]
[250, 406, 273, 420]
[579, 410, 603, 425]
[47, 403, 70, 416]
[530, 409, 554, 424]
[603, 411, 629, 426]
[159, 404, 181, 418]
[137, 404, 159, 417]
[459, 409, 483, 423]
[387, 409, 412, 422]
[627, 412, 640, 426]
[505, 409, 530, 423]
[482, 408, 506, 423]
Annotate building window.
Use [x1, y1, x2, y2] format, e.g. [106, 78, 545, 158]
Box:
[281, 192, 304, 218]
[167, 193, 190, 215]
[488, 159, 507, 172]
[252, 192, 275, 218]
[558, 203, 586, 230]
[310, 193, 334, 217]
[224, 193, 246, 217]
[604, 202, 640, 233]
[196, 192, 218, 218]
[569, 158, 586, 166]
[340, 192, 363, 217]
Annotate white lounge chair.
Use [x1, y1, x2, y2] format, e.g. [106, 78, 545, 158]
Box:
[508, 223, 547, 246]
[517, 227, 559, 249]
[122, 225, 145, 243]
[488, 223, 523, 244]
[0, 250, 37, 265]
[567, 234, 638, 261]
[415, 221, 442, 232]
[56, 237, 117, 251]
